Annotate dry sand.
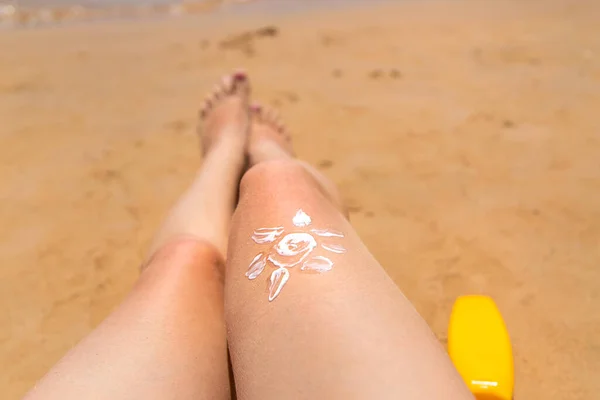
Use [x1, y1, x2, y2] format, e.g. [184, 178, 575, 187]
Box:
[1, 0, 599, 398]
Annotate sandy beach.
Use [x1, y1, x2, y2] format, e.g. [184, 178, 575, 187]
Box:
[1, 0, 599, 398]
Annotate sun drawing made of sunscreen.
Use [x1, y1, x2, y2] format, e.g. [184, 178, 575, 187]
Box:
[246, 209, 346, 302]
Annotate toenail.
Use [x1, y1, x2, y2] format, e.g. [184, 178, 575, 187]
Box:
[233, 72, 247, 82]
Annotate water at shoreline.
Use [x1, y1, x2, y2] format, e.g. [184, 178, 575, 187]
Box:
[0, 0, 377, 29]
[0, 0, 233, 28]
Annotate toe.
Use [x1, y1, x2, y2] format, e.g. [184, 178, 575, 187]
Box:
[231, 71, 250, 98]
[213, 84, 223, 100]
[200, 96, 213, 118]
[250, 103, 263, 121]
[221, 75, 233, 94]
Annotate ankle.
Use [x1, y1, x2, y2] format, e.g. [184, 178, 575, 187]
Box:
[249, 140, 293, 166]
[204, 133, 246, 159]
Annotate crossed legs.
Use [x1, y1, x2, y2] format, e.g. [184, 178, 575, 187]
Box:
[24, 73, 471, 400]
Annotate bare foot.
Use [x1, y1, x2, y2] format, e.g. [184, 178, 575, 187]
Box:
[199, 71, 250, 154]
[248, 104, 294, 165]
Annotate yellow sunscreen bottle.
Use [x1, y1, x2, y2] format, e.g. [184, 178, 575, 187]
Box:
[448, 295, 514, 400]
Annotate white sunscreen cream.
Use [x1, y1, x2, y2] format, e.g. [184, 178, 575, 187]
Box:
[246, 209, 346, 301]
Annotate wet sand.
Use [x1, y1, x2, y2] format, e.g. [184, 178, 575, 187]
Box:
[1, 0, 599, 398]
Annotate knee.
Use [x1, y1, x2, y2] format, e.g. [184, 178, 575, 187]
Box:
[239, 160, 313, 200]
[143, 236, 224, 281]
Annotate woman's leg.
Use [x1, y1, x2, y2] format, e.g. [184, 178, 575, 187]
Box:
[225, 107, 472, 399]
[24, 73, 250, 400]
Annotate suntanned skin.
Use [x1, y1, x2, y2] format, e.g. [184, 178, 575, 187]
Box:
[24, 73, 250, 400]
[225, 106, 473, 400]
[24, 73, 472, 400]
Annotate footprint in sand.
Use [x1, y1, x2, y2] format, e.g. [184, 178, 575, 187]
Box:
[219, 25, 280, 57]
[318, 160, 334, 169]
[368, 68, 402, 80]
